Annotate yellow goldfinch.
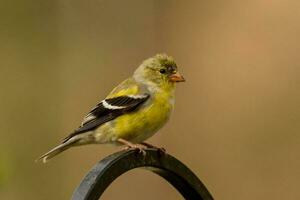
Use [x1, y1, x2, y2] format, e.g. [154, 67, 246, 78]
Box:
[38, 54, 185, 163]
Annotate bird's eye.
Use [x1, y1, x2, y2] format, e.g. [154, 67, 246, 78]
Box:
[159, 69, 166, 74]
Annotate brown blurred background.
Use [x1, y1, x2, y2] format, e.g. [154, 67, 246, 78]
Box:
[1, 0, 300, 199]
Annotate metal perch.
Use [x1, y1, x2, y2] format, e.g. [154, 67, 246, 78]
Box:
[72, 149, 214, 200]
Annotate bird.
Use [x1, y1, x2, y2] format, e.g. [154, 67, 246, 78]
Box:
[37, 54, 185, 163]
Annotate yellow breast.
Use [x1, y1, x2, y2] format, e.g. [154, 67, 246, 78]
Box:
[113, 91, 174, 143]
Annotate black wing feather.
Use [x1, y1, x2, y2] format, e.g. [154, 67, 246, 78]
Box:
[62, 94, 150, 142]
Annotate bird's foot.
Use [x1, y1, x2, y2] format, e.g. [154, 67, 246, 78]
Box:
[118, 138, 147, 156]
[141, 142, 166, 154]
[122, 143, 147, 156]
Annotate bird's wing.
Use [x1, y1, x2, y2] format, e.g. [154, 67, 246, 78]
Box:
[62, 93, 150, 142]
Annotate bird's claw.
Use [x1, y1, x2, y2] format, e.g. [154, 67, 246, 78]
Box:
[158, 147, 166, 154]
[123, 144, 147, 156]
[141, 142, 166, 155]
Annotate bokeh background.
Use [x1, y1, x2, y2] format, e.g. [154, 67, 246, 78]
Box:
[1, 0, 300, 199]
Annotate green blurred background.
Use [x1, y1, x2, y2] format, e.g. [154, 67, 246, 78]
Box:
[1, 0, 299, 199]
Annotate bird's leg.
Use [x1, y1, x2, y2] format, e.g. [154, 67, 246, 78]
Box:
[141, 142, 166, 154]
[117, 138, 147, 156]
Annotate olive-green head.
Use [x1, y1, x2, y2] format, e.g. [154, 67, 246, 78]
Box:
[134, 54, 185, 86]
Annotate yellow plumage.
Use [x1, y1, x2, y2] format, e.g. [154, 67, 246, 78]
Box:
[114, 87, 174, 143]
[38, 54, 184, 163]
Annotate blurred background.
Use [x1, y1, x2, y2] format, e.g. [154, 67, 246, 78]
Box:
[1, 0, 299, 199]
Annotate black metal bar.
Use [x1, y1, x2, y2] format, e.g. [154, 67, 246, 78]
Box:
[71, 149, 214, 200]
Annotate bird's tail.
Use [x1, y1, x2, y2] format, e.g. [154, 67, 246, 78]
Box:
[36, 138, 79, 163]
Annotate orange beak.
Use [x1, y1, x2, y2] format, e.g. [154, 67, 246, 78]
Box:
[169, 72, 185, 82]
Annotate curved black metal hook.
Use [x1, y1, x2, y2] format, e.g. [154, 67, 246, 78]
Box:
[71, 149, 213, 200]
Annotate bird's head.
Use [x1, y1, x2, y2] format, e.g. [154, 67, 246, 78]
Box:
[134, 54, 185, 89]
